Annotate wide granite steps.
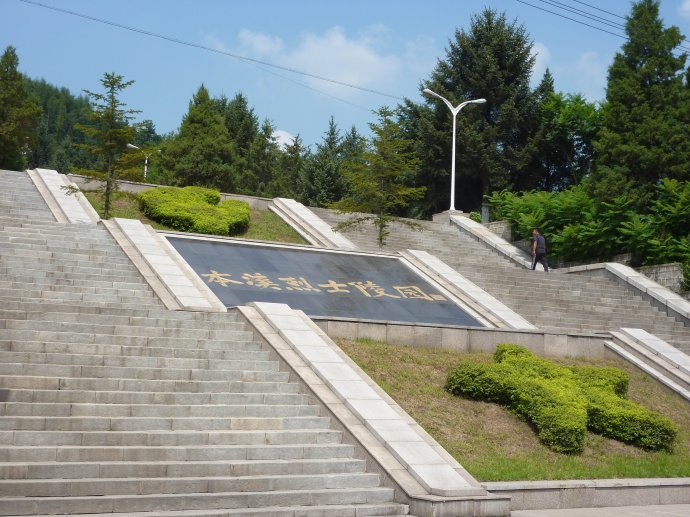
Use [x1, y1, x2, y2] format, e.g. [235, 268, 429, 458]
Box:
[0, 488, 402, 517]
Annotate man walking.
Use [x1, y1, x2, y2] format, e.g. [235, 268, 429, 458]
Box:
[531, 228, 549, 272]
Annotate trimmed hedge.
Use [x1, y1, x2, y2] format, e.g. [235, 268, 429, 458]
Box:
[445, 344, 676, 454]
[139, 186, 249, 236]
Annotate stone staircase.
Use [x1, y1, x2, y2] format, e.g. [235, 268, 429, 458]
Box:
[0, 170, 409, 517]
[312, 208, 690, 353]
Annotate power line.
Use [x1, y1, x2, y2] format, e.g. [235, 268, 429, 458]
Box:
[571, 0, 626, 20]
[515, 0, 627, 39]
[18, 0, 404, 102]
[537, 0, 625, 31]
[516, 0, 690, 54]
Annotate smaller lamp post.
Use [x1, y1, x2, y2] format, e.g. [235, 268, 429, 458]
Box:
[126, 143, 151, 179]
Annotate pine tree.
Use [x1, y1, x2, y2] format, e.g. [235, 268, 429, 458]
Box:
[0, 46, 41, 171]
[330, 107, 425, 247]
[160, 85, 236, 192]
[76, 72, 139, 218]
[25, 78, 94, 173]
[590, 0, 690, 207]
[246, 118, 280, 196]
[297, 117, 349, 207]
[399, 9, 539, 215]
[274, 134, 306, 198]
[522, 70, 600, 191]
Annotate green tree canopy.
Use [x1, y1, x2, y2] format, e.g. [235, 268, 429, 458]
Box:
[0, 46, 41, 171]
[589, 0, 690, 207]
[25, 77, 95, 173]
[298, 117, 351, 207]
[330, 107, 425, 247]
[76, 72, 139, 218]
[159, 85, 236, 192]
[399, 9, 540, 215]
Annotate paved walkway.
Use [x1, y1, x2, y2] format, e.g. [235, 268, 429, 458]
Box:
[512, 504, 690, 516]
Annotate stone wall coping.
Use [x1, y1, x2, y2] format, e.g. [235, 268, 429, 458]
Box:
[483, 477, 690, 511]
[248, 301, 487, 499]
[484, 477, 690, 490]
[449, 215, 532, 268]
[273, 198, 358, 250]
[109, 218, 226, 312]
[28, 168, 100, 224]
[619, 328, 690, 377]
[401, 249, 537, 330]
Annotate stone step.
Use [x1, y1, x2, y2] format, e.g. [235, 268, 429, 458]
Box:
[0, 402, 320, 418]
[0, 376, 301, 394]
[0, 245, 133, 262]
[0, 300, 235, 322]
[0, 502, 410, 517]
[0, 457, 368, 481]
[0, 473, 382, 499]
[0, 487, 396, 516]
[0, 443, 354, 462]
[0, 428, 343, 447]
[0, 415, 331, 432]
[0, 290, 158, 306]
[0, 361, 289, 382]
[0, 340, 267, 361]
[0, 310, 244, 330]
[1, 320, 248, 340]
[0, 350, 277, 372]
[0, 329, 256, 348]
[1, 389, 311, 406]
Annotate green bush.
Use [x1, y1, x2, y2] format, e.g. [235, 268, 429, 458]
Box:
[446, 344, 676, 454]
[139, 186, 249, 236]
[586, 387, 677, 451]
[486, 180, 690, 268]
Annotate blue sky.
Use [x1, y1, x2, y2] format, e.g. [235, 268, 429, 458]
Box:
[4, 0, 690, 150]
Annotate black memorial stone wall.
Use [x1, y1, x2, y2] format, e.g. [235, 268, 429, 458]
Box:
[167, 236, 484, 327]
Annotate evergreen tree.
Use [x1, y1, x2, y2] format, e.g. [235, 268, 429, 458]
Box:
[399, 9, 539, 215]
[246, 118, 280, 196]
[298, 117, 349, 207]
[522, 70, 600, 191]
[0, 46, 41, 171]
[274, 134, 306, 198]
[76, 72, 138, 218]
[24, 78, 95, 173]
[160, 85, 236, 191]
[590, 0, 690, 207]
[330, 107, 425, 247]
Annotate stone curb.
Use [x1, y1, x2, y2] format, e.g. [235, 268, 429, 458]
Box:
[401, 249, 536, 330]
[272, 198, 358, 250]
[109, 218, 226, 312]
[248, 302, 486, 498]
[449, 215, 533, 269]
[484, 477, 690, 511]
[28, 168, 100, 224]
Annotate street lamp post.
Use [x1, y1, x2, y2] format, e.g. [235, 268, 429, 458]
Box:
[126, 143, 151, 179]
[422, 88, 486, 212]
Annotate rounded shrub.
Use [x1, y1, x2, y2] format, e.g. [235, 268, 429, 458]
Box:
[139, 186, 250, 236]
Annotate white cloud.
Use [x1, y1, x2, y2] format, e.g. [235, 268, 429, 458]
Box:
[273, 129, 294, 149]
[573, 51, 608, 101]
[237, 28, 284, 57]
[531, 42, 551, 86]
[234, 26, 402, 98]
[679, 0, 690, 19]
[283, 27, 401, 96]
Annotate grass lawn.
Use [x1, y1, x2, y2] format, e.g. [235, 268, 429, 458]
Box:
[336, 338, 690, 482]
[83, 190, 307, 245]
